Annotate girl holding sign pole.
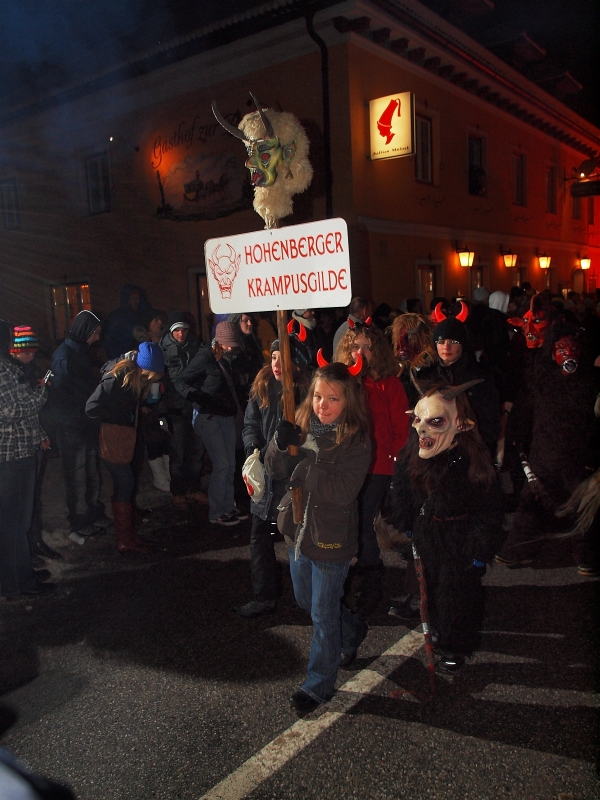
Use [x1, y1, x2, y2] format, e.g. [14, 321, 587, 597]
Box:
[264, 361, 371, 713]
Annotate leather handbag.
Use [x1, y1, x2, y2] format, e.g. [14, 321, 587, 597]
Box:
[99, 405, 139, 465]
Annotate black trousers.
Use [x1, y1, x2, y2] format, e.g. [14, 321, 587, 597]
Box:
[249, 514, 280, 602]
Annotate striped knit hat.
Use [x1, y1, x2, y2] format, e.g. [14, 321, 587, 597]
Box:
[10, 325, 40, 354]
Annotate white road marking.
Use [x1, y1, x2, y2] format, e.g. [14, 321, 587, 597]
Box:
[198, 628, 424, 800]
[471, 684, 600, 708]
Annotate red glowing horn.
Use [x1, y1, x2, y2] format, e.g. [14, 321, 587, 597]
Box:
[431, 302, 447, 324]
[287, 318, 307, 342]
[348, 318, 356, 329]
[316, 348, 329, 368]
[455, 301, 469, 323]
[364, 316, 372, 326]
[287, 319, 294, 334]
[348, 354, 363, 376]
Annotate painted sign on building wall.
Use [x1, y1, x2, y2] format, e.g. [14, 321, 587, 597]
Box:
[205, 218, 351, 313]
[369, 92, 415, 161]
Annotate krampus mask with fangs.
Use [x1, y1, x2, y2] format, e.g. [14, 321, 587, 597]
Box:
[212, 92, 313, 229]
[409, 381, 483, 459]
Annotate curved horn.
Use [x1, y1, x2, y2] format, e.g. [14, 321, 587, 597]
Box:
[530, 293, 538, 314]
[297, 323, 307, 342]
[409, 369, 426, 398]
[287, 319, 294, 335]
[441, 379, 484, 401]
[316, 348, 329, 368]
[364, 316, 373, 326]
[431, 302, 447, 324]
[211, 101, 251, 142]
[249, 92, 275, 139]
[348, 318, 356, 329]
[348, 354, 363, 376]
[455, 301, 468, 323]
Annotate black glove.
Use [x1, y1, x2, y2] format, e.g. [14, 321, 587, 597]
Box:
[245, 443, 259, 457]
[275, 419, 302, 449]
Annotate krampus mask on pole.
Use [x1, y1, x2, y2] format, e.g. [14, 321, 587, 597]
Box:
[212, 92, 313, 229]
[409, 381, 483, 459]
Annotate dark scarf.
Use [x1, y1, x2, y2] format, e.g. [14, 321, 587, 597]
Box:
[309, 412, 338, 438]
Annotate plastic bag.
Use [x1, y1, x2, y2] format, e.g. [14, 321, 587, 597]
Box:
[242, 448, 265, 503]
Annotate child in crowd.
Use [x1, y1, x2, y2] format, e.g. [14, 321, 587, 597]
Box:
[265, 362, 371, 713]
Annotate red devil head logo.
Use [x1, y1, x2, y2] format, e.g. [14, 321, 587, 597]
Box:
[208, 244, 241, 299]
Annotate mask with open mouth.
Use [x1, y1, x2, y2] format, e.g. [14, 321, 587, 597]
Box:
[410, 383, 480, 459]
[553, 335, 580, 375]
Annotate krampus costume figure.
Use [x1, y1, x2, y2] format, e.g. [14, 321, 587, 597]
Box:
[390, 313, 435, 406]
[496, 315, 600, 567]
[389, 383, 503, 674]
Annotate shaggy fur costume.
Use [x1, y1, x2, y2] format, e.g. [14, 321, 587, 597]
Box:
[238, 110, 313, 228]
[498, 324, 600, 561]
[390, 440, 503, 655]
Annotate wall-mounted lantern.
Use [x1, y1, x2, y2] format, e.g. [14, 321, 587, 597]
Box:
[536, 249, 551, 269]
[456, 242, 474, 267]
[579, 254, 591, 270]
[500, 246, 518, 268]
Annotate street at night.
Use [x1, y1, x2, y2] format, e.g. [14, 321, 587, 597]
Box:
[0, 462, 597, 799]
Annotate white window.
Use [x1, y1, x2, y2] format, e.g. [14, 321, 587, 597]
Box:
[415, 115, 432, 184]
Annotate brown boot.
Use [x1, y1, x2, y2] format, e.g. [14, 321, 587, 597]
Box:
[111, 500, 153, 554]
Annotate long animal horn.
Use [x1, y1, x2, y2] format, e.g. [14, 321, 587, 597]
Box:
[441, 379, 484, 401]
[455, 300, 468, 323]
[348, 354, 363, 376]
[249, 92, 275, 139]
[316, 349, 329, 367]
[409, 369, 426, 397]
[431, 302, 447, 324]
[211, 101, 251, 142]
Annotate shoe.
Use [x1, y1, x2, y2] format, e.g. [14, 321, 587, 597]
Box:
[209, 513, 240, 527]
[289, 690, 320, 714]
[232, 505, 250, 521]
[435, 653, 465, 676]
[173, 495, 188, 508]
[388, 596, 420, 621]
[186, 491, 209, 504]
[578, 564, 599, 577]
[92, 514, 112, 530]
[71, 524, 95, 537]
[4, 582, 57, 600]
[339, 650, 358, 670]
[494, 554, 533, 568]
[33, 569, 51, 582]
[112, 500, 153, 554]
[234, 600, 276, 618]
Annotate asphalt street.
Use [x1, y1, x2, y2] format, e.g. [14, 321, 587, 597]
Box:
[0, 457, 598, 800]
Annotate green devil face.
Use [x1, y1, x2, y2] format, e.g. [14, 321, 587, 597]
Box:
[245, 138, 296, 187]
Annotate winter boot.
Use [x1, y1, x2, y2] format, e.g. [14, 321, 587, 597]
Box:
[162, 454, 172, 488]
[148, 457, 171, 492]
[27, 519, 62, 561]
[355, 563, 385, 618]
[111, 500, 153, 554]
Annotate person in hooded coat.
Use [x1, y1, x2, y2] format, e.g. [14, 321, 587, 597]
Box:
[43, 310, 110, 539]
[102, 285, 152, 360]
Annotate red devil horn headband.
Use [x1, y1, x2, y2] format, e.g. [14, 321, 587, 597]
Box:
[431, 300, 468, 324]
[348, 316, 372, 329]
[287, 318, 307, 342]
[316, 349, 363, 376]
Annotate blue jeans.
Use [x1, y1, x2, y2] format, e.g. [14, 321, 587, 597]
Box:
[289, 550, 368, 703]
[0, 456, 37, 596]
[104, 460, 136, 504]
[194, 413, 236, 520]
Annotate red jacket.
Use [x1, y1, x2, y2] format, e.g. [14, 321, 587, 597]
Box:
[363, 375, 410, 475]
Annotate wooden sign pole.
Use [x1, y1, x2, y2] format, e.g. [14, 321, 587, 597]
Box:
[276, 308, 304, 524]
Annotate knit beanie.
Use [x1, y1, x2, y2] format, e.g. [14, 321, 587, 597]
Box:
[433, 317, 468, 346]
[270, 339, 280, 355]
[168, 312, 191, 333]
[215, 321, 241, 348]
[10, 325, 40, 354]
[136, 341, 165, 372]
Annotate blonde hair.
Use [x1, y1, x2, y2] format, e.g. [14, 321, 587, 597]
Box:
[295, 363, 370, 447]
[108, 356, 163, 399]
[335, 325, 398, 381]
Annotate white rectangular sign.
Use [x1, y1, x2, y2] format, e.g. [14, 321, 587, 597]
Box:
[369, 91, 415, 161]
[204, 218, 352, 313]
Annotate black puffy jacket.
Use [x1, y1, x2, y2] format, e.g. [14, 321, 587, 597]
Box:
[174, 344, 237, 417]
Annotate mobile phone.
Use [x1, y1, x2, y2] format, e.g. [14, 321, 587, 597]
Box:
[43, 370, 54, 385]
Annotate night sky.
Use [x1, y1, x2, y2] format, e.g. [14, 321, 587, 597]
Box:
[0, 0, 597, 127]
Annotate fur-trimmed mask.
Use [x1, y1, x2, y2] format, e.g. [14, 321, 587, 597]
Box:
[410, 384, 481, 459]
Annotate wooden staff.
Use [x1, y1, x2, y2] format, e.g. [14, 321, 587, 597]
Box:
[276, 309, 304, 524]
